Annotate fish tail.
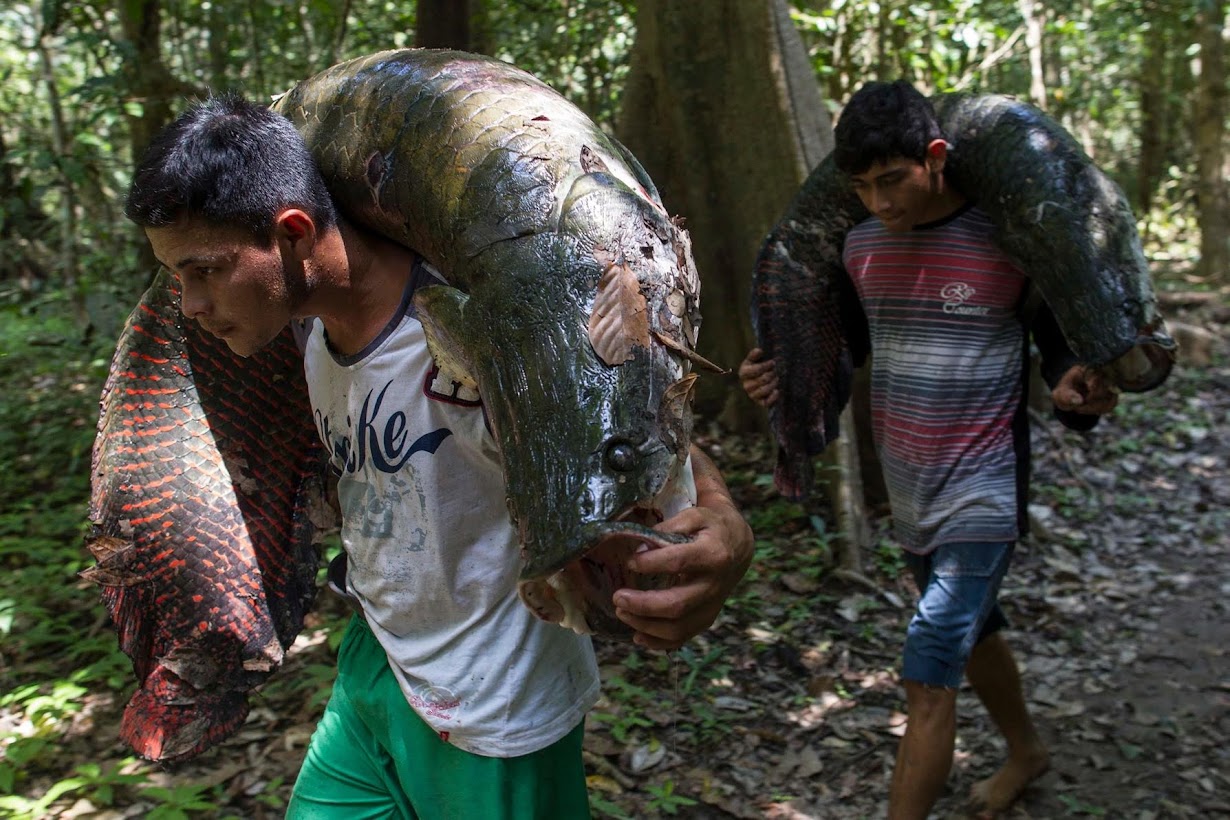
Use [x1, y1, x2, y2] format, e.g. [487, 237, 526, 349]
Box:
[774, 448, 812, 503]
[120, 667, 249, 763]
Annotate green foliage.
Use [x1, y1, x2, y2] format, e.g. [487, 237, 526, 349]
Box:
[1057, 792, 1109, 816]
[589, 793, 635, 819]
[590, 676, 656, 743]
[644, 779, 698, 815]
[484, 0, 635, 130]
[140, 783, 221, 819]
[871, 537, 906, 577]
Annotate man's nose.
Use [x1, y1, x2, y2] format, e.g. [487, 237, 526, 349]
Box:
[179, 282, 210, 319]
[869, 188, 891, 214]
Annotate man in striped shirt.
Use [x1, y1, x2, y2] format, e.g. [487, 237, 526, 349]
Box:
[741, 81, 1118, 818]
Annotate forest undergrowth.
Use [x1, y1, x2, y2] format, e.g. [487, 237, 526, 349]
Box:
[0, 291, 1225, 819]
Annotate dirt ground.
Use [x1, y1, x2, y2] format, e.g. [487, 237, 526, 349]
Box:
[594, 299, 1228, 820]
[25, 300, 1228, 819]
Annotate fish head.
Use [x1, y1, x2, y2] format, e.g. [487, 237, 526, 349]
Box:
[414, 203, 703, 638]
[1085, 174, 1177, 392]
[481, 310, 696, 579]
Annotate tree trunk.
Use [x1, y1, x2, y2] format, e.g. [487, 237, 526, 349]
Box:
[1137, 3, 1169, 220]
[618, 0, 830, 421]
[117, 0, 190, 274]
[36, 40, 77, 294]
[35, 6, 88, 328]
[416, 0, 471, 50]
[1019, 0, 1047, 109]
[1194, 0, 1228, 285]
[619, 0, 873, 579]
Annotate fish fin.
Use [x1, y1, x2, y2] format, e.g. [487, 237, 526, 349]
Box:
[414, 285, 480, 390]
[79, 536, 147, 587]
[651, 330, 727, 374]
[660, 373, 699, 458]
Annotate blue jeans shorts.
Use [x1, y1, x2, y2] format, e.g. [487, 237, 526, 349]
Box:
[901, 541, 1014, 688]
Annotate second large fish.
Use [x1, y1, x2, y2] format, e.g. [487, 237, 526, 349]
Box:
[752, 92, 1175, 500]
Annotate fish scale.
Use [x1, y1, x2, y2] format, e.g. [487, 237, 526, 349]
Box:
[85, 272, 324, 762]
[273, 50, 702, 582]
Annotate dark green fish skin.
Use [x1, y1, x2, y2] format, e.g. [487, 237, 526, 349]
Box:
[273, 50, 702, 584]
[752, 92, 1174, 500]
[934, 93, 1174, 386]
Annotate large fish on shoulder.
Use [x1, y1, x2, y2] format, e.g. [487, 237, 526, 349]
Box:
[85, 49, 705, 761]
[752, 92, 1176, 500]
[271, 49, 705, 635]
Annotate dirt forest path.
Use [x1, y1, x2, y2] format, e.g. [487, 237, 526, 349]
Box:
[583, 302, 1229, 819]
[18, 305, 1224, 819]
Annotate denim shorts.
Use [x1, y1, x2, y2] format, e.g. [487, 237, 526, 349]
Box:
[901, 541, 1014, 688]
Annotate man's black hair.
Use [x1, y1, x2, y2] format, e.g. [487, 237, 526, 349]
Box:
[124, 94, 336, 241]
[833, 80, 945, 175]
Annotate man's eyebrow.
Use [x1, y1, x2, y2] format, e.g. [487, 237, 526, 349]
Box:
[158, 253, 227, 271]
[874, 168, 906, 181]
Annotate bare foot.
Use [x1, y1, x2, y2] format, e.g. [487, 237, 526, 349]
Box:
[968, 748, 1050, 817]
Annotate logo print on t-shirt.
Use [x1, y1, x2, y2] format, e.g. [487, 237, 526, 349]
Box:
[940, 281, 989, 316]
[409, 684, 462, 721]
[316, 379, 453, 475]
[340, 471, 428, 550]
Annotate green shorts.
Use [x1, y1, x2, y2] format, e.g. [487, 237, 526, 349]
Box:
[287, 616, 591, 819]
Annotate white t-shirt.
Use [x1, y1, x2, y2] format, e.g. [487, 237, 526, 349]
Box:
[300, 262, 600, 757]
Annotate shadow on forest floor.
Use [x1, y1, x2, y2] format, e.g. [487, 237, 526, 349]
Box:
[1, 300, 1227, 819]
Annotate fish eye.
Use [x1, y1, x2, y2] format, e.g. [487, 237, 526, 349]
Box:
[604, 441, 638, 473]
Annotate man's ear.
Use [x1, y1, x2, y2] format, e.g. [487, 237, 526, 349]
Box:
[925, 139, 949, 175]
[273, 209, 317, 261]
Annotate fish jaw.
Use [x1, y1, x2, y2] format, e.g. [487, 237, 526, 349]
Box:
[1104, 327, 1177, 393]
[517, 458, 697, 638]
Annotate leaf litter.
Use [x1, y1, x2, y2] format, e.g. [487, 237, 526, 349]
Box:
[6, 305, 1227, 818]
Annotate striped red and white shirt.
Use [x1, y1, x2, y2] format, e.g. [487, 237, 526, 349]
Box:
[843, 205, 1028, 553]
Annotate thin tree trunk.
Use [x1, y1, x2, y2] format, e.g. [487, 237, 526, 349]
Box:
[36, 21, 84, 328]
[208, 2, 230, 89]
[117, 0, 203, 274]
[1138, 4, 1169, 219]
[1019, 0, 1047, 109]
[1194, 0, 1228, 284]
[416, 0, 471, 50]
[331, 0, 353, 65]
[246, 0, 265, 92]
[875, 2, 890, 80]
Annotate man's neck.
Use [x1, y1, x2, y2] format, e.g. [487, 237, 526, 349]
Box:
[916, 185, 969, 227]
[301, 219, 418, 356]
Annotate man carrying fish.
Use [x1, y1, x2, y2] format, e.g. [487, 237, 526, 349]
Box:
[741, 80, 1123, 818]
[123, 91, 752, 818]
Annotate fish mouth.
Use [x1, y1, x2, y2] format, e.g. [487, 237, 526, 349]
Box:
[1105, 326, 1177, 393]
[517, 511, 690, 639]
[516, 463, 697, 639]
